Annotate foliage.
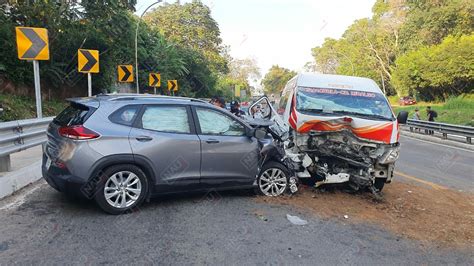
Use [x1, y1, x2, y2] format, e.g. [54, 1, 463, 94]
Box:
[0, 0, 227, 98]
[310, 0, 473, 100]
[391, 34, 474, 101]
[261, 65, 296, 94]
[0, 93, 67, 121]
[144, 0, 228, 75]
[393, 94, 474, 126]
[229, 57, 261, 83]
[399, 0, 473, 51]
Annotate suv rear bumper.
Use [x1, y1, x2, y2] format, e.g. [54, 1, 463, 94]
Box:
[42, 156, 89, 198]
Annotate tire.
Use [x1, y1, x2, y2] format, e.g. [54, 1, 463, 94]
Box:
[257, 161, 289, 196]
[374, 178, 386, 192]
[94, 164, 149, 215]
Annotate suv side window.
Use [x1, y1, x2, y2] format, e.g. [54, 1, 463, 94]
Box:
[109, 105, 140, 126]
[196, 108, 245, 136]
[141, 106, 190, 134]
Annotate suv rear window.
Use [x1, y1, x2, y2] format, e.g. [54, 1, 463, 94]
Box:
[54, 103, 94, 126]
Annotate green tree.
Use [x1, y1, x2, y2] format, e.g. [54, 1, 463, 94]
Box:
[0, 0, 223, 99]
[144, 0, 228, 74]
[392, 34, 474, 101]
[399, 0, 473, 51]
[261, 65, 296, 94]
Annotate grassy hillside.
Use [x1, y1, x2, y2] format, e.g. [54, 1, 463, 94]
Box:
[392, 94, 474, 126]
[0, 94, 67, 121]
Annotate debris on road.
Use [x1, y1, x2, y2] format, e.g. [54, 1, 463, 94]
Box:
[258, 181, 474, 247]
[253, 210, 268, 222]
[286, 214, 308, 225]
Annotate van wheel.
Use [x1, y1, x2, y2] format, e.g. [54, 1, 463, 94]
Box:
[257, 162, 289, 196]
[94, 164, 149, 215]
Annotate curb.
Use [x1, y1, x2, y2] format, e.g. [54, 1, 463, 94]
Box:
[0, 160, 43, 200]
[401, 130, 474, 151]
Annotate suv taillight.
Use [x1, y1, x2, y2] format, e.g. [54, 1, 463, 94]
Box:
[58, 125, 100, 140]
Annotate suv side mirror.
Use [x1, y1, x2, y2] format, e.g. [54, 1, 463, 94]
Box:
[249, 97, 272, 120]
[397, 111, 408, 124]
[254, 127, 267, 140]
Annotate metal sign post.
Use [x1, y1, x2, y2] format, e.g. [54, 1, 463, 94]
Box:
[33, 60, 42, 118]
[16, 27, 49, 118]
[88, 73, 92, 97]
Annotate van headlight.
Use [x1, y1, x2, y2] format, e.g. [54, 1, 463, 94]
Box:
[378, 146, 400, 164]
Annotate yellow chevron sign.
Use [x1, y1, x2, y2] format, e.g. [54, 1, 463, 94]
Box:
[168, 80, 178, 91]
[16, 27, 49, 60]
[78, 49, 99, 73]
[118, 65, 133, 82]
[149, 73, 161, 87]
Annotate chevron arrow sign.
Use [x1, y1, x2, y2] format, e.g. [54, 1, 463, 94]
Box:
[149, 73, 161, 87]
[15, 27, 49, 60]
[78, 49, 99, 73]
[118, 65, 134, 82]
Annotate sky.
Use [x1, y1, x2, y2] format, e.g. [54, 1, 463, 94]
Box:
[136, 0, 376, 77]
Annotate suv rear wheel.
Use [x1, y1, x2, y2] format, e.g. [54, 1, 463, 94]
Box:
[94, 164, 149, 214]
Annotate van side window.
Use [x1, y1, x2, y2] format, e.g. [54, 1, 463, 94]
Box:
[278, 78, 296, 115]
[278, 91, 289, 115]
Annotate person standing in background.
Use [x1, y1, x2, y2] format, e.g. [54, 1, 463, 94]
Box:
[210, 96, 226, 108]
[426, 106, 437, 135]
[412, 108, 421, 120]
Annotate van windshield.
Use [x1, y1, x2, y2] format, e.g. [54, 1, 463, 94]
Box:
[296, 87, 394, 121]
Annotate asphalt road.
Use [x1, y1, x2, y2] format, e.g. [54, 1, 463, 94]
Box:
[396, 136, 474, 192]
[0, 136, 473, 264]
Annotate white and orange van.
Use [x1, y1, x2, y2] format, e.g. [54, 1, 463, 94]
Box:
[250, 73, 407, 192]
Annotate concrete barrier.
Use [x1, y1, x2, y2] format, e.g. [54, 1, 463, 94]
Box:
[0, 160, 42, 200]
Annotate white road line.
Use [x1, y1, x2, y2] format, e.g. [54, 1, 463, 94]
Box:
[401, 135, 474, 153]
[0, 181, 44, 211]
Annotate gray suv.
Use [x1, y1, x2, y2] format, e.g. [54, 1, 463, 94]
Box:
[42, 94, 292, 214]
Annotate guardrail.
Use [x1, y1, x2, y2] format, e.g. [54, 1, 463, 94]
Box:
[0, 117, 53, 171]
[405, 119, 473, 144]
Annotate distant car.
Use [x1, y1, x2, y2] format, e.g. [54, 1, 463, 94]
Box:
[398, 96, 416, 106]
[43, 94, 293, 214]
[240, 101, 250, 113]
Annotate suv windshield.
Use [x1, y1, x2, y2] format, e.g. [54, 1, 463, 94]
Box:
[296, 87, 394, 120]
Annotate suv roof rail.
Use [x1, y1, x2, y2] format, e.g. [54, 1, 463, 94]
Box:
[104, 94, 209, 104]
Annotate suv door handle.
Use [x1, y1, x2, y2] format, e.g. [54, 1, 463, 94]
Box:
[135, 136, 153, 142]
[206, 139, 220, 144]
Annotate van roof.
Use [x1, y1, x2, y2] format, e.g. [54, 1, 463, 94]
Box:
[295, 73, 383, 94]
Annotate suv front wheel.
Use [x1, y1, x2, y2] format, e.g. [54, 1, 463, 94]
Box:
[257, 162, 289, 196]
[95, 164, 149, 214]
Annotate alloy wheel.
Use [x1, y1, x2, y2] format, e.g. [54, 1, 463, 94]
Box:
[259, 168, 288, 196]
[104, 171, 142, 208]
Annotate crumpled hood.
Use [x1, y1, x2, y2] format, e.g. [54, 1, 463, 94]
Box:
[293, 115, 399, 144]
